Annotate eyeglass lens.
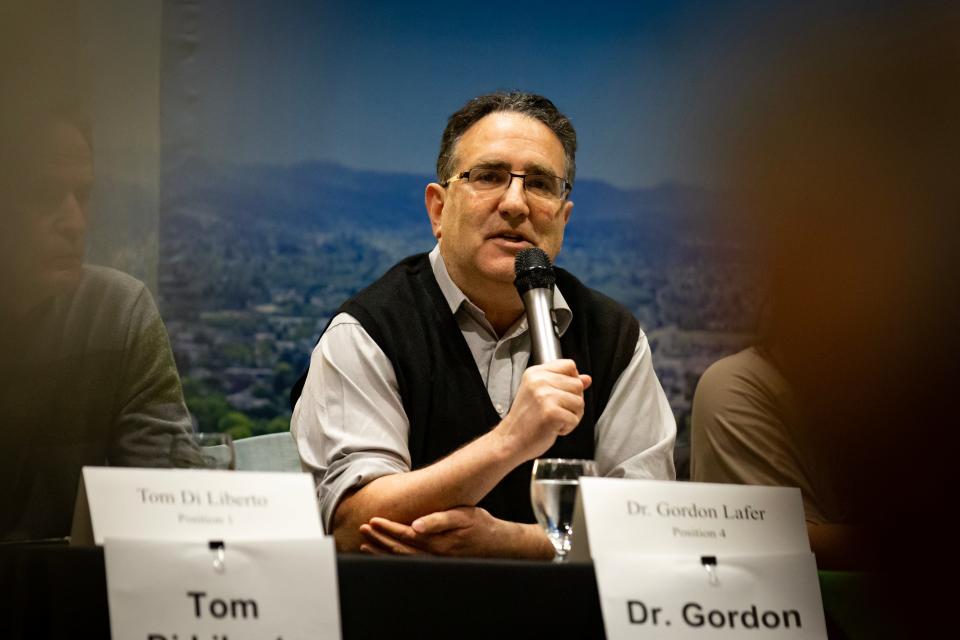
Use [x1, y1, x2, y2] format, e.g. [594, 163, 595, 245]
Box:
[468, 168, 564, 199]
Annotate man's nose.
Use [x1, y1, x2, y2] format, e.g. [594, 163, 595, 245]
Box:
[55, 192, 88, 239]
[498, 175, 530, 218]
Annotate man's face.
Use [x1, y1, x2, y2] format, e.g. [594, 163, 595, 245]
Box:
[2, 121, 93, 306]
[426, 112, 573, 294]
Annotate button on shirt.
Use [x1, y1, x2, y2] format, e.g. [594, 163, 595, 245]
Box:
[292, 245, 677, 530]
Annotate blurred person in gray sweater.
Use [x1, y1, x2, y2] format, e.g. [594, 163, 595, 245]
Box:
[0, 3, 195, 542]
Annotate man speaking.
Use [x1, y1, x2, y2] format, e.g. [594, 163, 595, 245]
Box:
[291, 92, 675, 558]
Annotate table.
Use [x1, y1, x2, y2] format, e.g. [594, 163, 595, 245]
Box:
[0, 544, 876, 639]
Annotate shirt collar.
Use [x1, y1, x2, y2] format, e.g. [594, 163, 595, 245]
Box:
[428, 244, 572, 337]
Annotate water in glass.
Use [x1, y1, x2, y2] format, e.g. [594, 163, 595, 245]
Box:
[530, 458, 597, 561]
[531, 478, 579, 558]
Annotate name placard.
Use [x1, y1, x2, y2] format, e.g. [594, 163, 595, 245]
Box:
[572, 479, 827, 640]
[71, 467, 322, 545]
[593, 552, 827, 639]
[105, 537, 341, 640]
[569, 478, 809, 560]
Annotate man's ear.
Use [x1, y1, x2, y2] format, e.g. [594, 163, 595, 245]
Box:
[561, 198, 574, 225]
[425, 182, 446, 240]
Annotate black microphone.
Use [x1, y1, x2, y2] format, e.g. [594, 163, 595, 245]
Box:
[514, 248, 562, 365]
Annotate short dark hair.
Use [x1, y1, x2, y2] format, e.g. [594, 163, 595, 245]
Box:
[436, 91, 577, 187]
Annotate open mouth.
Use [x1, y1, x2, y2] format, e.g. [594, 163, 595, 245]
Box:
[489, 232, 534, 248]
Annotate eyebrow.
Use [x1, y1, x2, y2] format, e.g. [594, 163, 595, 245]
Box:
[469, 159, 511, 172]
[523, 162, 560, 177]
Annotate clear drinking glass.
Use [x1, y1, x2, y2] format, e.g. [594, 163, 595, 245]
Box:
[170, 432, 236, 470]
[530, 458, 598, 562]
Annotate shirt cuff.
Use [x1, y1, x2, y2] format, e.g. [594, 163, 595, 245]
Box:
[318, 452, 408, 532]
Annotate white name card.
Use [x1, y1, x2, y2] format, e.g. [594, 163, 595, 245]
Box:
[593, 552, 828, 639]
[105, 537, 341, 640]
[71, 467, 322, 545]
[570, 478, 809, 560]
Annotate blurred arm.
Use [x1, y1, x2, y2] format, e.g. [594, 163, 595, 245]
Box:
[109, 279, 194, 467]
[593, 331, 677, 480]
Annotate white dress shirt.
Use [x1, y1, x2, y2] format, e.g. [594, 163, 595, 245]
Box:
[292, 245, 676, 530]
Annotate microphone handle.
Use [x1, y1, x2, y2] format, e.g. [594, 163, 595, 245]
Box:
[522, 287, 562, 365]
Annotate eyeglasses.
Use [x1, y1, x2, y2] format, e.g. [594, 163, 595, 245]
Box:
[444, 167, 571, 201]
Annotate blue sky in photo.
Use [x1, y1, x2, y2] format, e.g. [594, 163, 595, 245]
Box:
[187, 0, 837, 189]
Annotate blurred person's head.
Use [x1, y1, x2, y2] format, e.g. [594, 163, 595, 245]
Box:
[716, 3, 958, 593]
[0, 116, 93, 313]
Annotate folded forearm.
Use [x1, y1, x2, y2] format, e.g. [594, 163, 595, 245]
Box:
[332, 427, 524, 550]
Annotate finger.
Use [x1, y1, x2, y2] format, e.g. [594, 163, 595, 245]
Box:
[359, 523, 422, 555]
[527, 371, 588, 398]
[357, 527, 393, 553]
[537, 359, 579, 375]
[369, 517, 419, 542]
[580, 374, 592, 390]
[551, 389, 586, 417]
[359, 543, 386, 555]
[361, 525, 421, 555]
[412, 509, 469, 534]
[550, 398, 586, 435]
[556, 420, 580, 436]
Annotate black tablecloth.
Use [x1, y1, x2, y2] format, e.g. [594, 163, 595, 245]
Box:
[1, 544, 605, 639]
[0, 544, 869, 639]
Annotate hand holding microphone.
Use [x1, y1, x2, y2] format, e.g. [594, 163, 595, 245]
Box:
[494, 249, 591, 462]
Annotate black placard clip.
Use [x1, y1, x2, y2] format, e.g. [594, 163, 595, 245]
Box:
[209, 540, 226, 573]
[701, 555, 719, 586]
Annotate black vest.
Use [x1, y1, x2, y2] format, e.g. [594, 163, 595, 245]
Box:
[292, 253, 639, 523]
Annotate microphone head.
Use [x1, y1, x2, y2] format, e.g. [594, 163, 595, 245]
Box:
[514, 247, 556, 295]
